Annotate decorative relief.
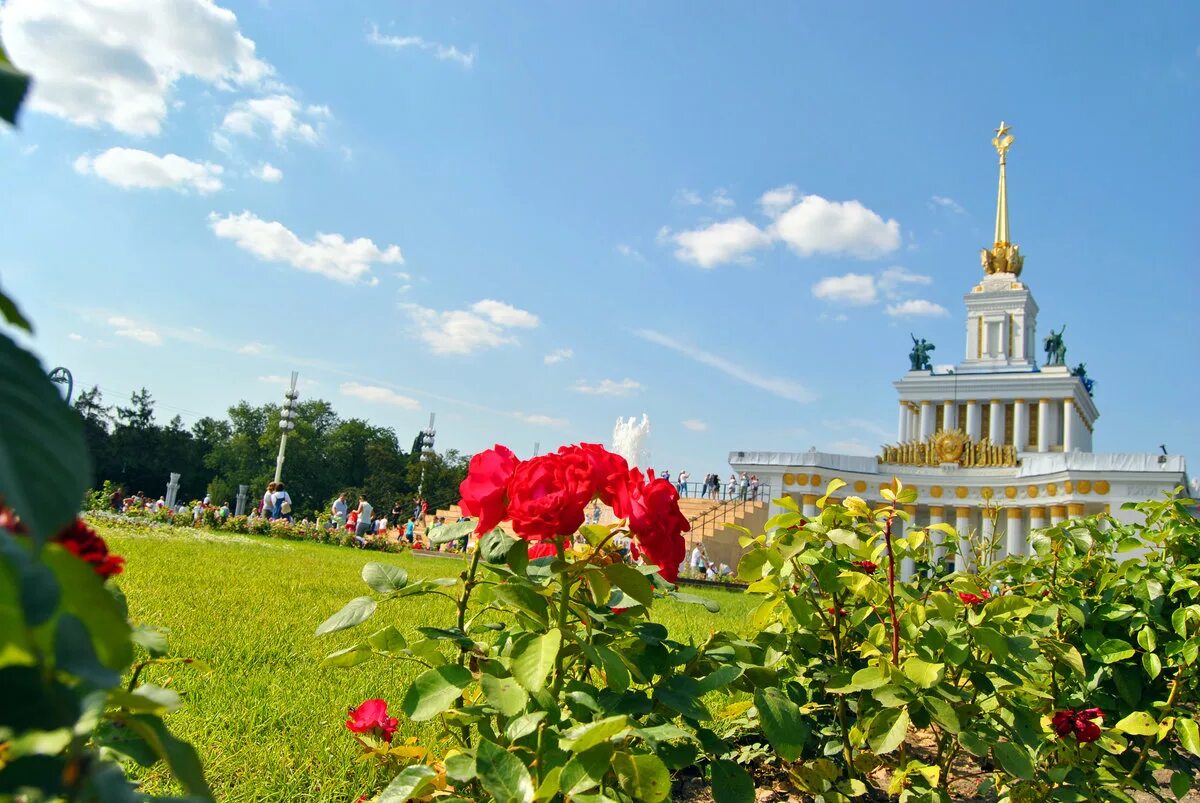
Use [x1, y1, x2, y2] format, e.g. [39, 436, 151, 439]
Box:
[878, 429, 1018, 468]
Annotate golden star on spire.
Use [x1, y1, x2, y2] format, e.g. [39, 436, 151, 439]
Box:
[992, 120, 1014, 163]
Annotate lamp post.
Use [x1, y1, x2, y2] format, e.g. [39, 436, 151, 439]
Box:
[274, 372, 299, 484]
[416, 413, 435, 500]
[48, 367, 74, 404]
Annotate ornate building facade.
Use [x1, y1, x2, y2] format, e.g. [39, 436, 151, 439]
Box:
[729, 123, 1191, 576]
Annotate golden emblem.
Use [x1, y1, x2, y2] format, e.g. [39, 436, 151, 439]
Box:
[933, 429, 967, 464]
[878, 428, 1018, 468]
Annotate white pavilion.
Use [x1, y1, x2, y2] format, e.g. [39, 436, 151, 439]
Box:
[728, 123, 1191, 575]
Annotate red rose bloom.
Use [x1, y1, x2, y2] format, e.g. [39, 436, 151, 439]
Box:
[0, 506, 25, 534]
[54, 518, 124, 579]
[345, 699, 398, 743]
[626, 469, 689, 585]
[958, 589, 991, 606]
[1051, 707, 1103, 743]
[459, 445, 519, 534]
[852, 560, 878, 574]
[567, 443, 633, 517]
[507, 452, 591, 540]
[1051, 709, 1076, 737]
[527, 540, 560, 560]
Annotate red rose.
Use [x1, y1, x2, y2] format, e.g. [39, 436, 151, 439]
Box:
[1051, 709, 1076, 737]
[958, 589, 991, 606]
[1074, 708, 1103, 743]
[626, 469, 689, 585]
[459, 445, 519, 534]
[507, 453, 591, 540]
[566, 443, 632, 517]
[852, 560, 878, 574]
[52, 519, 125, 579]
[345, 699, 398, 743]
[527, 540, 559, 560]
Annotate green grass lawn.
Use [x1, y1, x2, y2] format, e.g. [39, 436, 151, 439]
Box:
[98, 521, 756, 802]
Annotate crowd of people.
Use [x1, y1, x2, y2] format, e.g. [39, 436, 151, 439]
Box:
[108, 485, 232, 526]
[659, 470, 762, 501]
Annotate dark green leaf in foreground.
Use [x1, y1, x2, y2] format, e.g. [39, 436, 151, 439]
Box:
[754, 688, 808, 761]
[476, 739, 534, 803]
[0, 43, 32, 127]
[401, 664, 472, 721]
[0, 332, 92, 546]
[612, 751, 671, 803]
[315, 596, 377, 636]
[710, 758, 755, 803]
[362, 562, 408, 594]
[378, 764, 438, 803]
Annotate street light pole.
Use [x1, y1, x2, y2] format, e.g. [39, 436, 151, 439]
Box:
[274, 372, 299, 484]
[416, 412, 435, 500]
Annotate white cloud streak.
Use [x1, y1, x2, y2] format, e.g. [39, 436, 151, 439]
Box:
[543, 348, 573, 365]
[635, 329, 814, 403]
[403, 299, 539, 355]
[513, 412, 569, 428]
[812, 273, 877, 305]
[107, 316, 162, 345]
[253, 162, 283, 182]
[340, 381, 420, 410]
[220, 94, 329, 144]
[571, 378, 643, 397]
[367, 24, 475, 68]
[885, 299, 949, 317]
[682, 419, 708, 432]
[208, 211, 403, 284]
[74, 147, 223, 193]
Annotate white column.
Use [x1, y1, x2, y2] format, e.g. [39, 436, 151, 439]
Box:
[1037, 399, 1051, 452]
[919, 402, 935, 439]
[929, 506, 946, 567]
[988, 400, 1004, 443]
[1050, 505, 1067, 526]
[1063, 399, 1077, 452]
[965, 401, 981, 440]
[909, 405, 920, 441]
[900, 505, 916, 580]
[1005, 507, 1024, 557]
[897, 403, 908, 443]
[954, 506, 972, 572]
[1029, 506, 1046, 534]
[1013, 399, 1028, 450]
[942, 401, 957, 432]
[802, 494, 818, 519]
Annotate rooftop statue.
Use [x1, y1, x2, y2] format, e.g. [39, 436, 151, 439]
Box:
[1044, 325, 1067, 367]
[909, 334, 935, 371]
[1072, 362, 1095, 396]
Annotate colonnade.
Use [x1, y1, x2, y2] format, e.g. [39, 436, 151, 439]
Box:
[896, 397, 1091, 453]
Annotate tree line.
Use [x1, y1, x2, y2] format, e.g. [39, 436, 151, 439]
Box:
[73, 386, 469, 520]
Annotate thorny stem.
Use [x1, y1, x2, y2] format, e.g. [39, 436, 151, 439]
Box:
[453, 546, 483, 745]
[884, 508, 901, 666]
[552, 537, 572, 699]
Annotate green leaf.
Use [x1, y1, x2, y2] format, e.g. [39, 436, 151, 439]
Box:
[1144, 651, 1163, 680]
[476, 739, 535, 803]
[605, 563, 655, 606]
[54, 613, 119, 687]
[368, 625, 408, 654]
[1094, 638, 1136, 664]
[320, 643, 373, 668]
[119, 714, 211, 797]
[1115, 711, 1158, 736]
[44, 546, 132, 671]
[655, 675, 710, 721]
[0, 332, 92, 545]
[612, 752, 671, 803]
[494, 583, 550, 627]
[561, 715, 629, 753]
[0, 44, 32, 126]
[698, 665, 743, 694]
[710, 759, 754, 803]
[923, 698, 960, 734]
[993, 741, 1034, 780]
[559, 743, 614, 796]
[595, 645, 631, 693]
[130, 625, 169, 657]
[902, 657, 943, 689]
[1136, 626, 1156, 652]
[505, 711, 546, 742]
[401, 665, 473, 722]
[668, 590, 720, 613]
[973, 626, 1009, 660]
[362, 562, 409, 594]
[315, 596, 377, 636]
[481, 673, 528, 717]
[867, 706, 910, 755]
[511, 630, 561, 693]
[1174, 717, 1200, 756]
[1171, 770, 1191, 799]
[430, 519, 477, 546]
[0, 291, 31, 335]
[378, 764, 438, 803]
[754, 688, 809, 761]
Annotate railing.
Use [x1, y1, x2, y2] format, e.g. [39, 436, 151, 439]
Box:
[685, 484, 773, 543]
[670, 480, 768, 501]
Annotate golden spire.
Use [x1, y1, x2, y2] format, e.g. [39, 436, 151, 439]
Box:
[980, 121, 1024, 277]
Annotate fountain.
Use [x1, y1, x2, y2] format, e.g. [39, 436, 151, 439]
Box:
[612, 414, 650, 469]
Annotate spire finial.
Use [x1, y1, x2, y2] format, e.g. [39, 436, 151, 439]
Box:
[979, 121, 1024, 277]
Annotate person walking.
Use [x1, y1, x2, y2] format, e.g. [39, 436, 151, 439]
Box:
[739, 472, 750, 501]
[262, 482, 276, 520]
[354, 495, 373, 545]
[273, 482, 294, 522]
[404, 516, 416, 545]
[727, 473, 737, 500]
[332, 493, 349, 527]
[677, 470, 690, 497]
[749, 475, 760, 501]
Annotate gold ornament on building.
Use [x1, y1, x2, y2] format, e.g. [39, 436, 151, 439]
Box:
[877, 428, 1018, 468]
[980, 121, 1025, 277]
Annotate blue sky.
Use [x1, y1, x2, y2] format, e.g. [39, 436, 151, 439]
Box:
[1, 1, 1197, 479]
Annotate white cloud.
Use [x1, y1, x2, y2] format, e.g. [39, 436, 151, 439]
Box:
[219, 94, 328, 144]
[811, 273, 877, 305]
[253, 162, 283, 182]
[885, 299, 949, 318]
[571, 378, 643, 397]
[67, 332, 84, 341]
[257, 374, 318, 390]
[817, 312, 849, 323]
[1, 0, 272, 135]
[616, 243, 647, 263]
[930, 195, 965, 214]
[74, 147, 223, 193]
[367, 24, 475, 68]
[107, 316, 162, 346]
[471, 299, 539, 329]
[404, 300, 539, 355]
[238, 342, 270, 354]
[635, 329, 814, 403]
[208, 211, 403, 284]
[670, 218, 771, 268]
[340, 381, 419, 410]
[710, 189, 734, 209]
[674, 188, 735, 209]
[673, 189, 703, 206]
[543, 348, 573, 365]
[771, 195, 900, 259]
[667, 192, 899, 268]
[514, 412, 568, 428]
[682, 419, 708, 432]
[758, 184, 797, 217]
[877, 266, 932, 299]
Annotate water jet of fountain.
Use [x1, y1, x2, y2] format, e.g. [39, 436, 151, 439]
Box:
[612, 414, 650, 469]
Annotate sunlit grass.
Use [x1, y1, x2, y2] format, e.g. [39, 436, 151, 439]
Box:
[99, 521, 755, 801]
